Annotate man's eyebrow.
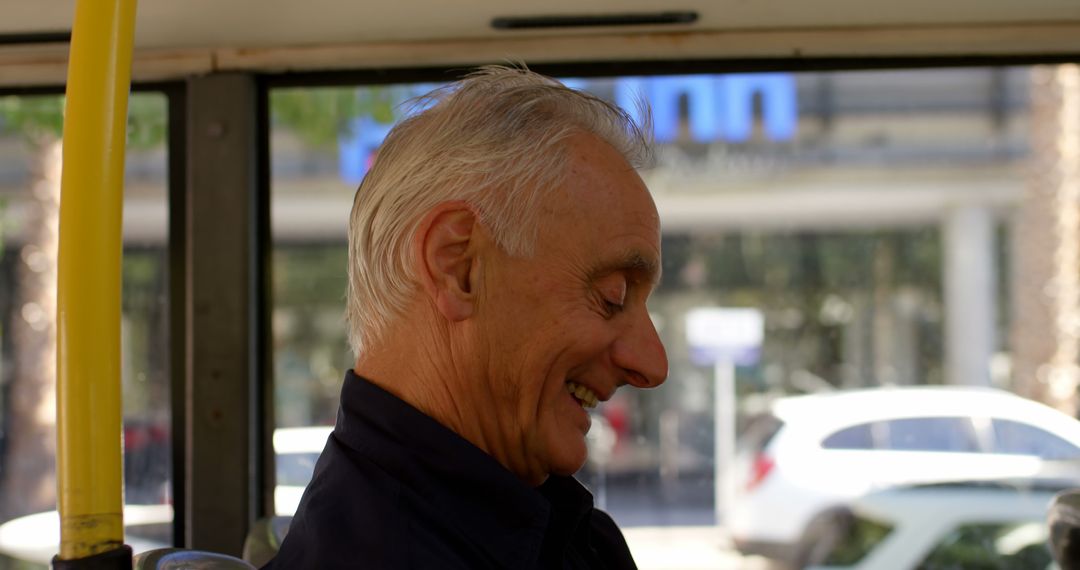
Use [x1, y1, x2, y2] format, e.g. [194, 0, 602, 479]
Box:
[591, 250, 662, 286]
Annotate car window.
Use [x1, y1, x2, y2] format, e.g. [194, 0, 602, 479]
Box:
[276, 452, 321, 487]
[917, 522, 1053, 570]
[822, 423, 875, 450]
[739, 414, 785, 454]
[885, 417, 979, 452]
[991, 419, 1080, 460]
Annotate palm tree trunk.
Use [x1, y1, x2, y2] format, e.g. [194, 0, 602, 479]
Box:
[1011, 65, 1080, 416]
[1, 136, 62, 519]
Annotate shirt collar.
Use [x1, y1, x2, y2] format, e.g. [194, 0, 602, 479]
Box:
[334, 370, 595, 567]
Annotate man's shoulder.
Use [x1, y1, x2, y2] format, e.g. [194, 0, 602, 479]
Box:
[297, 432, 405, 511]
[586, 509, 638, 570]
[268, 435, 411, 568]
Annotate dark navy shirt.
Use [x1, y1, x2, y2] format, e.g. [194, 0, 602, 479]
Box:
[265, 371, 637, 569]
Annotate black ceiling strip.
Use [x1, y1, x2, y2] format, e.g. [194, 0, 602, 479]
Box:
[0, 31, 72, 46]
[492, 12, 698, 30]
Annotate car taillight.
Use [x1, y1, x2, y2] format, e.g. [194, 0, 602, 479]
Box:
[746, 453, 774, 491]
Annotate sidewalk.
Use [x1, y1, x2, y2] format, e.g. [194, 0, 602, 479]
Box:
[623, 525, 782, 570]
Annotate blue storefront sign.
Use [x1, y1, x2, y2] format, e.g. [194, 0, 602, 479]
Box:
[338, 74, 798, 185]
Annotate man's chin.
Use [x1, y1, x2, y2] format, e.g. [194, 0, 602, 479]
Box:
[546, 444, 589, 478]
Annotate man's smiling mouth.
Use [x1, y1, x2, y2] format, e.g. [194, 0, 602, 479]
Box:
[566, 381, 599, 409]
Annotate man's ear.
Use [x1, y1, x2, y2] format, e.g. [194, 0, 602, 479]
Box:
[413, 202, 479, 322]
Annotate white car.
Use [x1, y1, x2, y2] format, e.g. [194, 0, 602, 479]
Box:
[802, 480, 1066, 569]
[729, 386, 1080, 562]
[274, 425, 333, 515]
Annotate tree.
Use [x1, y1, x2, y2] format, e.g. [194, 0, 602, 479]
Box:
[1011, 65, 1080, 416]
[271, 86, 396, 147]
[0, 95, 64, 520]
[0, 93, 165, 520]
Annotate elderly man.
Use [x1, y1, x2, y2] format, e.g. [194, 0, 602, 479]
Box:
[267, 67, 668, 569]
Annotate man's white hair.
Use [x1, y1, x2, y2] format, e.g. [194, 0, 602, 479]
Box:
[346, 66, 652, 356]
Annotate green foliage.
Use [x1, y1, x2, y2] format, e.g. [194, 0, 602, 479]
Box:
[917, 523, 1053, 570]
[121, 250, 165, 310]
[659, 229, 946, 386]
[0, 96, 63, 143]
[821, 515, 893, 565]
[270, 87, 397, 148]
[273, 246, 349, 306]
[0, 92, 167, 149]
[676, 230, 941, 293]
[126, 93, 168, 151]
[0, 196, 6, 254]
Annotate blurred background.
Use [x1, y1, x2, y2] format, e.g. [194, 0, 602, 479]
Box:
[2, 65, 1080, 568]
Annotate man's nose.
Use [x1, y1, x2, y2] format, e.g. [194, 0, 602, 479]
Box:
[612, 311, 668, 388]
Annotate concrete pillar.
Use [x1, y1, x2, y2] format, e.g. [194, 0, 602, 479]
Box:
[943, 206, 996, 386]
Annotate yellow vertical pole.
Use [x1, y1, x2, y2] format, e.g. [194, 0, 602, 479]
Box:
[55, 0, 138, 562]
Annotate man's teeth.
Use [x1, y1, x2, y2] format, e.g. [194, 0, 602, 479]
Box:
[566, 381, 599, 409]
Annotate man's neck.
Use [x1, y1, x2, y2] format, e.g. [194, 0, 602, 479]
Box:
[355, 325, 485, 448]
[354, 323, 544, 486]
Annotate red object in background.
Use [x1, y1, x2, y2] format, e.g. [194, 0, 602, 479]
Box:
[123, 423, 169, 451]
[603, 398, 630, 449]
[746, 453, 775, 491]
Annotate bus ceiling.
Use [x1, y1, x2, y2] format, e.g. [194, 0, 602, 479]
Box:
[2, 0, 1080, 85]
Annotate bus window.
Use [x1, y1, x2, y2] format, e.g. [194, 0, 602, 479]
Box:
[0, 92, 173, 563]
[269, 67, 1048, 566]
